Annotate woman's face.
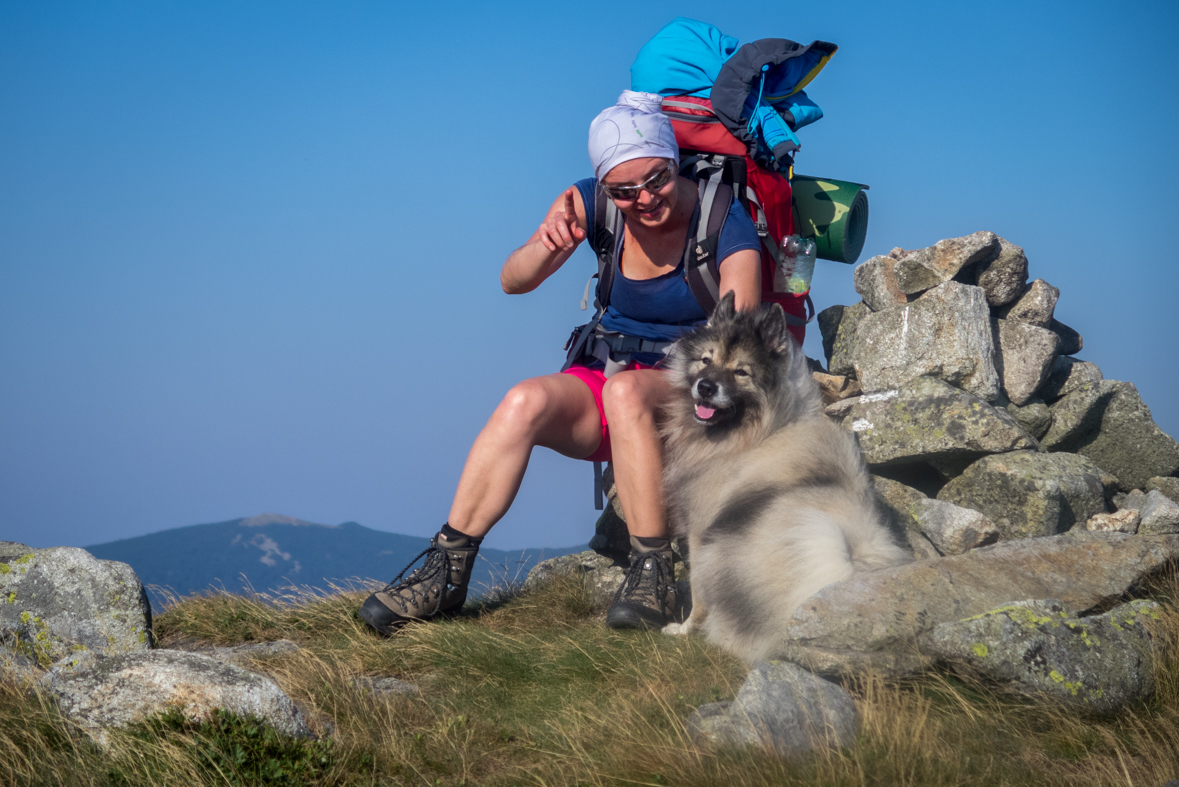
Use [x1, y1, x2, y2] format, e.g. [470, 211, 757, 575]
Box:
[601, 157, 679, 228]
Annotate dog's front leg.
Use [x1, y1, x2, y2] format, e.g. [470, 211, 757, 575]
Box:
[663, 595, 707, 636]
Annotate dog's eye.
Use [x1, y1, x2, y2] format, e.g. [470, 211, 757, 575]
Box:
[700, 357, 712, 366]
[734, 369, 750, 378]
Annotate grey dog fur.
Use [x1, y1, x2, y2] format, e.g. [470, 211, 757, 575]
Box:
[661, 293, 910, 663]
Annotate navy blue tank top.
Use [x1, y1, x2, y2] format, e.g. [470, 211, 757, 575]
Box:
[574, 177, 760, 364]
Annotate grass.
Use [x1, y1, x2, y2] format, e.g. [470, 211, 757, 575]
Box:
[2, 570, 1178, 787]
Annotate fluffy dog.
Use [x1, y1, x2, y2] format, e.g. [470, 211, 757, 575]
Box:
[660, 292, 910, 663]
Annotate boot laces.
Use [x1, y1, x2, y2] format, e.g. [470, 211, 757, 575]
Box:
[382, 545, 454, 613]
[613, 549, 674, 610]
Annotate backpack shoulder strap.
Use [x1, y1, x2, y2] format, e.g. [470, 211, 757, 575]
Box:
[587, 185, 623, 311]
[681, 156, 734, 315]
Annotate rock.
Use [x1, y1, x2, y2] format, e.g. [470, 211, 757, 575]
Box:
[352, 676, 420, 696]
[849, 282, 1000, 401]
[1000, 279, 1059, 327]
[1068, 381, 1179, 492]
[1049, 318, 1084, 356]
[1038, 356, 1102, 402]
[893, 231, 1000, 296]
[817, 302, 869, 377]
[1138, 491, 1179, 535]
[0, 546, 152, 668]
[775, 532, 1179, 678]
[1147, 477, 1179, 501]
[923, 599, 1163, 715]
[688, 661, 858, 755]
[0, 542, 33, 562]
[937, 450, 1105, 540]
[871, 476, 939, 560]
[1085, 510, 1139, 534]
[524, 550, 627, 608]
[813, 372, 861, 406]
[1005, 400, 1052, 440]
[1041, 380, 1116, 451]
[40, 650, 311, 745]
[996, 319, 1060, 406]
[852, 255, 909, 312]
[1118, 489, 1148, 511]
[201, 640, 301, 665]
[842, 377, 1036, 468]
[911, 499, 999, 556]
[969, 236, 1029, 307]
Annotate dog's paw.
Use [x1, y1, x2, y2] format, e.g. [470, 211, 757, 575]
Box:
[662, 622, 690, 636]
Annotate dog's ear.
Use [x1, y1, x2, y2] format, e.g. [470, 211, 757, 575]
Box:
[754, 303, 793, 355]
[707, 290, 738, 327]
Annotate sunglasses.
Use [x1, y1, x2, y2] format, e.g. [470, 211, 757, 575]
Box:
[600, 162, 677, 202]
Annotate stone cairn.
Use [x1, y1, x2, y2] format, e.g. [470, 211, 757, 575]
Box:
[530, 230, 1179, 755]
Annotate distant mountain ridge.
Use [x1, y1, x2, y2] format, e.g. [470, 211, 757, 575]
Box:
[86, 514, 586, 610]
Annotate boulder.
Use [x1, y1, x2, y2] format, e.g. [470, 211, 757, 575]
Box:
[813, 372, 861, 406]
[849, 282, 1000, 401]
[1, 546, 152, 668]
[1132, 491, 1179, 535]
[40, 649, 311, 745]
[1000, 279, 1059, 327]
[1147, 477, 1179, 500]
[1049, 318, 1084, 356]
[524, 550, 627, 608]
[842, 377, 1036, 468]
[1038, 356, 1102, 402]
[688, 661, 858, 756]
[1067, 381, 1179, 492]
[911, 499, 999, 556]
[774, 532, 1179, 678]
[817, 302, 869, 377]
[923, 599, 1163, 715]
[852, 255, 908, 312]
[1005, 400, 1052, 440]
[199, 640, 301, 665]
[996, 319, 1060, 406]
[871, 476, 939, 560]
[1085, 510, 1140, 534]
[969, 235, 1028, 307]
[937, 450, 1105, 540]
[1041, 380, 1116, 451]
[892, 231, 1000, 296]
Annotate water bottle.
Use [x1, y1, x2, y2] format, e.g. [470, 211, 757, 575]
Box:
[783, 235, 817, 294]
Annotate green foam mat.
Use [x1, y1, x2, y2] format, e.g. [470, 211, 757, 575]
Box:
[792, 175, 870, 264]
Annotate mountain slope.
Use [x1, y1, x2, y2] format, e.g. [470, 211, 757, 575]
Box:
[86, 514, 585, 609]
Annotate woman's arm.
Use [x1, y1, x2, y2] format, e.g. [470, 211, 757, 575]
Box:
[718, 248, 762, 311]
[501, 187, 589, 294]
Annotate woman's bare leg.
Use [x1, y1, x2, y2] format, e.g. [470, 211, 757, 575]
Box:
[447, 373, 603, 537]
[600, 368, 675, 539]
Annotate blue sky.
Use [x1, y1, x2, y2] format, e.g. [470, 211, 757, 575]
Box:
[3, 1, 1177, 552]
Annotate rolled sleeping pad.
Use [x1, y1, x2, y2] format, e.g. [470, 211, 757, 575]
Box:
[791, 175, 870, 264]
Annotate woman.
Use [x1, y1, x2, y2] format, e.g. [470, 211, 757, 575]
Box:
[359, 92, 761, 634]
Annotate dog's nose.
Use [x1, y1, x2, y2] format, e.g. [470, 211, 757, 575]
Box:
[696, 379, 718, 398]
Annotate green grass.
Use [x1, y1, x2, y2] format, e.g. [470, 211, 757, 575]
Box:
[2, 572, 1178, 786]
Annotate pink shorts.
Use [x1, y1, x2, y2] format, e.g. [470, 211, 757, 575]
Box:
[562, 362, 654, 463]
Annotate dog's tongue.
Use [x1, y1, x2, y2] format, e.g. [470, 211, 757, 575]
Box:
[695, 404, 716, 420]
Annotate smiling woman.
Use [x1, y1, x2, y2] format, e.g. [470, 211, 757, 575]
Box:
[358, 91, 761, 635]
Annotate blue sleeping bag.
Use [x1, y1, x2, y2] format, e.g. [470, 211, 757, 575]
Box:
[630, 17, 836, 170]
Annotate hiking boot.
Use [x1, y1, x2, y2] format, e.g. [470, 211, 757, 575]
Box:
[359, 531, 478, 635]
[605, 536, 678, 630]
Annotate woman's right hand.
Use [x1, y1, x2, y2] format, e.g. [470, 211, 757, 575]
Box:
[537, 188, 586, 252]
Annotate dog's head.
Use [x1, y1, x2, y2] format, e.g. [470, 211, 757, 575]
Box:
[666, 292, 799, 432]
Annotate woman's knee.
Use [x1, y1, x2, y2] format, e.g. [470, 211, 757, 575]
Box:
[493, 379, 556, 434]
[601, 373, 655, 425]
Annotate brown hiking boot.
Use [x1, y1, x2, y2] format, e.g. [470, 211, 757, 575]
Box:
[359, 531, 478, 635]
[605, 536, 678, 630]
